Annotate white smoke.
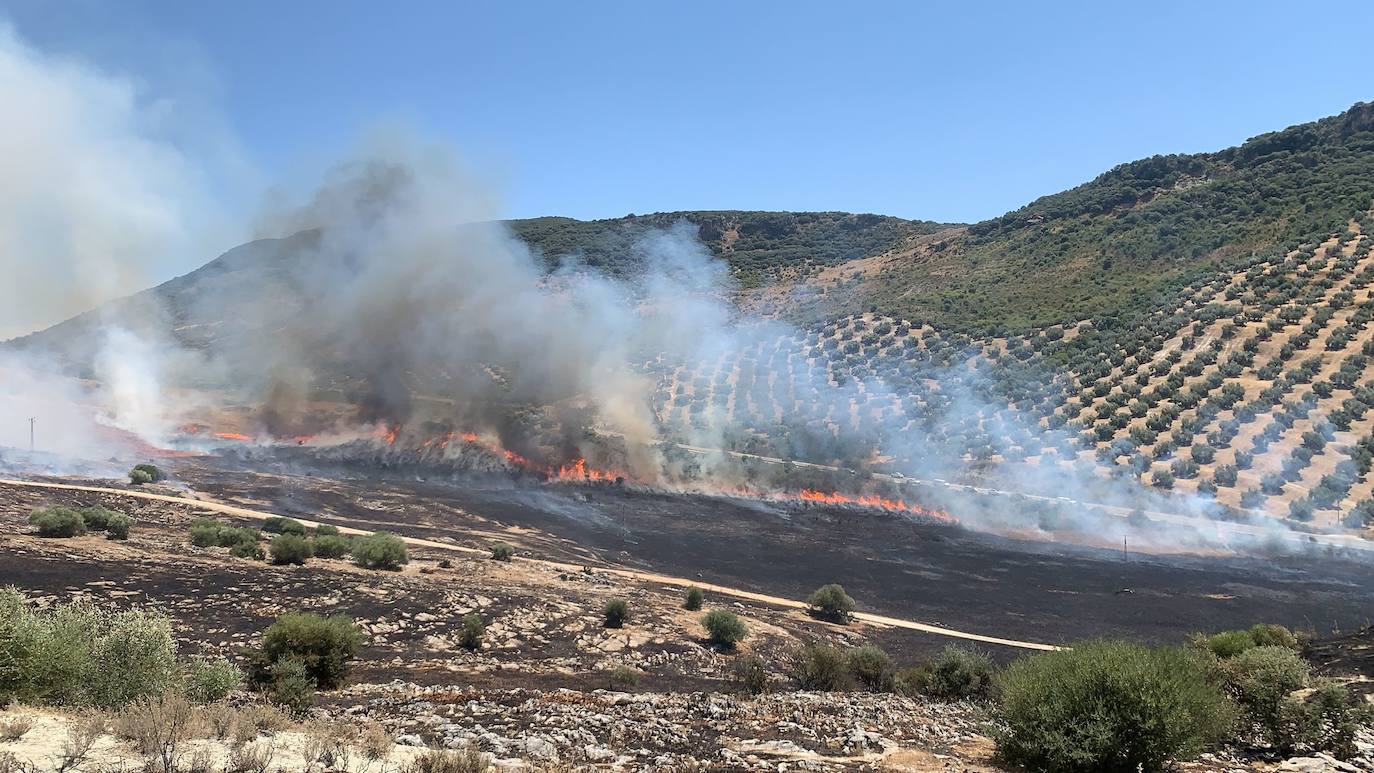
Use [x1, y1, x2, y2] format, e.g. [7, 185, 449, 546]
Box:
[0, 22, 230, 340]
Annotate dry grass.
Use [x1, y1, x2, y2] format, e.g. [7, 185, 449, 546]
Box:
[357, 721, 392, 763]
[54, 714, 104, 773]
[113, 691, 199, 773]
[0, 717, 33, 743]
[404, 746, 490, 773]
[227, 737, 276, 773]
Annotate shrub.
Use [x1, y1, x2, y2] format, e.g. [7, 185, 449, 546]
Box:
[602, 598, 630, 628]
[128, 464, 162, 485]
[1224, 645, 1310, 753]
[726, 655, 771, 696]
[77, 506, 117, 530]
[262, 517, 307, 536]
[994, 640, 1235, 773]
[253, 612, 363, 690]
[489, 542, 514, 561]
[182, 656, 240, 704]
[683, 586, 704, 611]
[1204, 624, 1299, 659]
[460, 614, 484, 651]
[609, 666, 639, 689]
[269, 533, 313, 565]
[898, 645, 996, 701]
[188, 518, 222, 547]
[351, 532, 409, 570]
[104, 513, 133, 540]
[314, 523, 340, 537]
[230, 541, 265, 561]
[848, 644, 894, 692]
[700, 609, 747, 648]
[405, 747, 490, 773]
[114, 691, 196, 773]
[789, 642, 852, 691]
[263, 656, 314, 715]
[806, 584, 856, 623]
[311, 534, 352, 559]
[0, 587, 177, 708]
[29, 507, 87, 537]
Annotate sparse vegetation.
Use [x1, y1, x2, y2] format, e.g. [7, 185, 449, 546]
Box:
[350, 532, 409, 570]
[248, 612, 363, 694]
[897, 645, 997, 701]
[489, 542, 514, 561]
[683, 586, 704, 611]
[806, 584, 855, 623]
[994, 640, 1235, 773]
[700, 609, 747, 648]
[460, 614, 484, 651]
[602, 598, 630, 628]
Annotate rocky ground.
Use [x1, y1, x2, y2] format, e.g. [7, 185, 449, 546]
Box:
[2, 474, 1374, 771]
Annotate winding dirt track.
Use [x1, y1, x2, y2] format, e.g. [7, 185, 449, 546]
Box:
[0, 477, 1060, 651]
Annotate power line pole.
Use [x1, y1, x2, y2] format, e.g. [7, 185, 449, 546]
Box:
[28, 417, 35, 453]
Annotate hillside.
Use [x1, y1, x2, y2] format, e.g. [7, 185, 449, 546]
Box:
[11, 102, 1374, 530]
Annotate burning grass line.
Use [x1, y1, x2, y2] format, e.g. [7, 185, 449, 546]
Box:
[0, 477, 1060, 651]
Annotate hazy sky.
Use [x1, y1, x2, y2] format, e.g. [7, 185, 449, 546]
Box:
[4, 0, 1371, 227]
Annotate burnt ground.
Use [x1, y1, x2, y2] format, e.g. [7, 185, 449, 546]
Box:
[174, 457, 1374, 658]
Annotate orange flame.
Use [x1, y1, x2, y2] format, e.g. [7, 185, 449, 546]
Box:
[551, 457, 626, 483]
[784, 489, 953, 522]
[212, 432, 252, 442]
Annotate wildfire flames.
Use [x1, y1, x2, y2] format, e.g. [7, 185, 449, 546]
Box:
[183, 423, 951, 523]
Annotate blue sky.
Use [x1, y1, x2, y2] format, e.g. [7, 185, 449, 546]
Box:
[4, 0, 1373, 224]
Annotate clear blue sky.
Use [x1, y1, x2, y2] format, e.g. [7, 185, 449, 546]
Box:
[4, 0, 1373, 224]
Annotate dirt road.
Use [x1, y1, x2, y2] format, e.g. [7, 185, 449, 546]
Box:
[0, 477, 1060, 651]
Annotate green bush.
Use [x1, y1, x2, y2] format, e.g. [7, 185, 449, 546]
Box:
[995, 640, 1235, 773]
[262, 517, 307, 536]
[489, 542, 514, 561]
[1224, 645, 1310, 753]
[28, 507, 87, 537]
[128, 464, 162, 485]
[182, 656, 240, 704]
[263, 656, 314, 715]
[189, 519, 259, 550]
[700, 609, 747, 648]
[683, 586, 704, 611]
[104, 514, 133, 540]
[898, 645, 997, 701]
[351, 532, 409, 570]
[848, 644, 894, 692]
[807, 584, 856, 623]
[77, 506, 117, 530]
[314, 523, 340, 537]
[229, 541, 265, 561]
[609, 666, 639, 689]
[602, 598, 630, 628]
[789, 642, 852, 691]
[252, 612, 362, 690]
[311, 534, 352, 559]
[726, 655, 771, 695]
[460, 614, 484, 651]
[0, 587, 177, 709]
[1204, 624, 1299, 659]
[268, 534, 313, 565]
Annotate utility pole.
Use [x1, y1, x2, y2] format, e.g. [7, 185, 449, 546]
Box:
[28, 417, 35, 453]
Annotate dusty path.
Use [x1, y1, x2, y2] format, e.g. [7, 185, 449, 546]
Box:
[0, 477, 1060, 651]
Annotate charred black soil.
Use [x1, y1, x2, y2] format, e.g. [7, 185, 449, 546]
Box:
[177, 457, 1374, 651]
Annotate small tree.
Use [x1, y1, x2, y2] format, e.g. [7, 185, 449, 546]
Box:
[602, 598, 630, 628]
[351, 532, 409, 570]
[268, 534, 313, 565]
[105, 514, 133, 540]
[789, 642, 851, 691]
[459, 614, 484, 651]
[311, 534, 352, 559]
[489, 542, 514, 561]
[807, 584, 856, 623]
[848, 644, 894, 692]
[995, 640, 1235, 773]
[700, 609, 747, 648]
[262, 517, 307, 536]
[726, 655, 771, 695]
[252, 612, 362, 690]
[898, 645, 996, 700]
[29, 507, 87, 537]
[683, 586, 704, 611]
[128, 464, 163, 485]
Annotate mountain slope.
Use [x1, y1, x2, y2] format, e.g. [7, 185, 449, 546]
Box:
[832, 101, 1374, 332]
